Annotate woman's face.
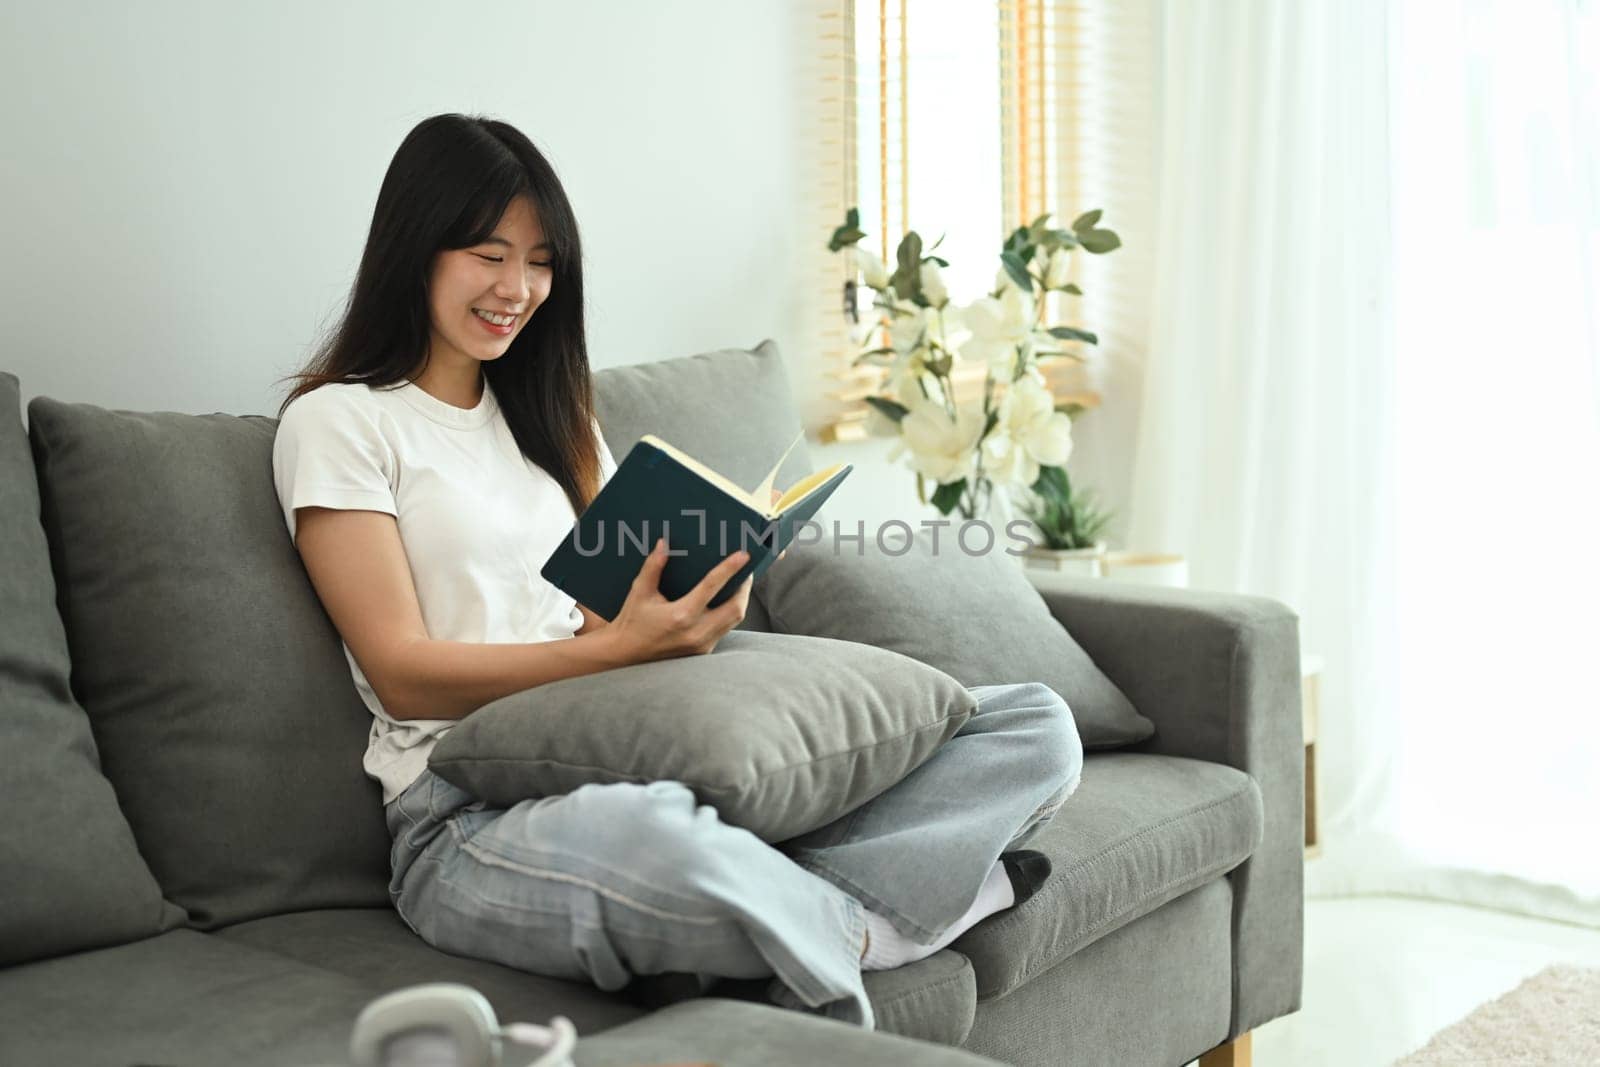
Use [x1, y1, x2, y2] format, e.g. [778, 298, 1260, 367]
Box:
[425, 195, 554, 369]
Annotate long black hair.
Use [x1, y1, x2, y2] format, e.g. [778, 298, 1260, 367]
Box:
[276, 113, 604, 514]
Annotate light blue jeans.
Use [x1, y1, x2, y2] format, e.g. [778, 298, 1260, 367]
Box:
[384, 682, 1084, 1031]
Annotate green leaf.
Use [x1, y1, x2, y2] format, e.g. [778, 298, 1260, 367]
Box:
[1078, 228, 1122, 254]
[916, 472, 927, 505]
[982, 409, 999, 439]
[896, 231, 924, 275]
[1063, 283, 1083, 295]
[1047, 325, 1099, 345]
[926, 255, 950, 267]
[1031, 464, 1071, 499]
[890, 232, 926, 301]
[890, 268, 918, 302]
[864, 395, 911, 422]
[1003, 225, 1031, 256]
[1070, 209, 1102, 232]
[828, 221, 869, 252]
[1000, 251, 1034, 293]
[931, 478, 967, 514]
[846, 207, 860, 229]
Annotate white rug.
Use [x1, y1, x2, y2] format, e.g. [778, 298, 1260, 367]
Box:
[1394, 964, 1600, 1064]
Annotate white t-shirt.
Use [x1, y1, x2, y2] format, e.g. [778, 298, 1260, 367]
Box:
[271, 376, 618, 806]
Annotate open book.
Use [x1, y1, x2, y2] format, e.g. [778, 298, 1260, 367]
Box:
[539, 430, 853, 621]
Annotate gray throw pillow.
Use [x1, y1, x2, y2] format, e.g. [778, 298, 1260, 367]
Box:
[0, 372, 186, 964]
[754, 519, 1155, 750]
[26, 394, 393, 930]
[427, 630, 976, 842]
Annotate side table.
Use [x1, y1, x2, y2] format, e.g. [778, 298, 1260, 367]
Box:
[1302, 653, 1323, 859]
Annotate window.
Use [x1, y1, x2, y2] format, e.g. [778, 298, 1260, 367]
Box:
[811, 0, 1134, 443]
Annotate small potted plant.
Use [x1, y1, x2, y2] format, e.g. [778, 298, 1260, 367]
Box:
[1016, 464, 1113, 583]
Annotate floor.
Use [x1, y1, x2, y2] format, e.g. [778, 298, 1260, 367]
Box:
[1179, 894, 1600, 1067]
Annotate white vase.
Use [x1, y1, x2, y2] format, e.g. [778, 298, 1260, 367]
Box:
[1100, 550, 1189, 588]
[1018, 541, 1107, 592]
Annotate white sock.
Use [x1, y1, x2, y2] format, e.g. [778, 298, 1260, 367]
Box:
[860, 859, 1016, 971]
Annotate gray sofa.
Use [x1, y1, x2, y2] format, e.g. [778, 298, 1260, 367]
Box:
[0, 340, 1303, 1066]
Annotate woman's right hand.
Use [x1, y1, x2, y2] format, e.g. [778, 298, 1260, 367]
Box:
[604, 537, 753, 664]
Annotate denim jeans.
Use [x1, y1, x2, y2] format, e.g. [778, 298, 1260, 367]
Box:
[384, 681, 1084, 1032]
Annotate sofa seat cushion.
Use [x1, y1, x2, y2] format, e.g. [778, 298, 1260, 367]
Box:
[0, 930, 382, 1066]
[952, 752, 1263, 1000]
[214, 907, 645, 1037]
[961, 879, 1233, 1067]
[575, 997, 1007, 1066]
[712, 947, 977, 1047]
[860, 950, 977, 1046]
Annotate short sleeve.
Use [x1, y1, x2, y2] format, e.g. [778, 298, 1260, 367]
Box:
[594, 417, 618, 487]
[272, 386, 399, 542]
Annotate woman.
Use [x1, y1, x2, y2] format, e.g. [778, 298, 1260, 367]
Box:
[270, 112, 1084, 1031]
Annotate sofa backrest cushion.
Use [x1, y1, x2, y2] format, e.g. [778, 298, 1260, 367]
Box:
[593, 338, 814, 508]
[26, 395, 391, 930]
[0, 372, 186, 964]
[755, 521, 1157, 750]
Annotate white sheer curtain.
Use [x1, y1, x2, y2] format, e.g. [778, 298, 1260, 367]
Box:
[1127, 0, 1600, 927]
[1127, 0, 1403, 896]
[1386, 0, 1600, 922]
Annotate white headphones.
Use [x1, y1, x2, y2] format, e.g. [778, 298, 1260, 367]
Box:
[349, 983, 577, 1067]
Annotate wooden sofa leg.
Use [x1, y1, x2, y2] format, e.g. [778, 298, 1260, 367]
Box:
[1198, 1030, 1252, 1067]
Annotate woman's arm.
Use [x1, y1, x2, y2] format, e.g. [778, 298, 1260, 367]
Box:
[386, 631, 628, 721]
[294, 506, 632, 722]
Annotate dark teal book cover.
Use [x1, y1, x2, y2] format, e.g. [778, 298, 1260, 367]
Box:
[540, 434, 853, 621]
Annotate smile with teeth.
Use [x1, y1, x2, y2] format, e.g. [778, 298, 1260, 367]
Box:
[472, 309, 517, 326]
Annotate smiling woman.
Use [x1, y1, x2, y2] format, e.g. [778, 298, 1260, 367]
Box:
[265, 111, 1079, 1035]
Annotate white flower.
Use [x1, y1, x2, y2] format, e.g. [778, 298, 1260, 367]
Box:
[960, 286, 1035, 376]
[986, 374, 1074, 487]
[1042, 247, 1072, 289]
[919, 261, 949, 308]
[922, 303, 969, 364]
[888, 398, 985, 484]
[849, 246, 891, 290]
[887, 367, 927, 407]
[981, 427, 1034, 489]
[888, 299, 931, 356]
[899, 366, 952, 407]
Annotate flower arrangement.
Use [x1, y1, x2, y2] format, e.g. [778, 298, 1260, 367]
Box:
[827, 207, 1122, 546]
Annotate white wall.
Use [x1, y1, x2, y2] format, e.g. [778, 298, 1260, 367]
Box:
[0, 0, 1135, 534]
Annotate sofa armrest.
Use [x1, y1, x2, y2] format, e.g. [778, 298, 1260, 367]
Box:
[1037, 579, 1304, 1037]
